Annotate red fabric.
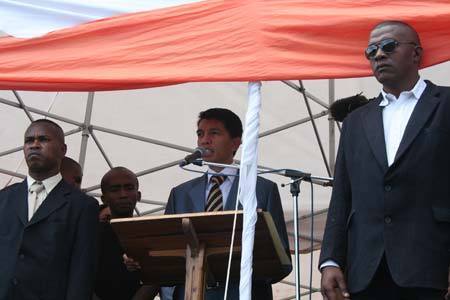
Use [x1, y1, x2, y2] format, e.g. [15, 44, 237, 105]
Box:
[0, 0, 449, 91]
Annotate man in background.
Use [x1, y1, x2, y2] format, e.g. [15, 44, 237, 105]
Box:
[61, 156, 83, 190]
[95, 167, 159, 300]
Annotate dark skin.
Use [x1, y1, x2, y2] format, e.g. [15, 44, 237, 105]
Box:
[61, 157, 83, 190]
[101, 169, 141, 219]
[368, 24, 422, 97]
[101, 169, 159, 299]
[24, 123, 67, 181]
[321, 23, 427, 300]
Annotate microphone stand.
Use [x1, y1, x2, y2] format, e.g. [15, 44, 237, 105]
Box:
[268, 169, 332, 300]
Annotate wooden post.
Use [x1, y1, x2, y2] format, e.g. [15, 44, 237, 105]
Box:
[183, 218, 206, 300]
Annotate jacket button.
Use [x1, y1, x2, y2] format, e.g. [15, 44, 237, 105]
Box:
[384, 185, 392, 192]
[12, 278, 18, 285]
[384, 216, 392, 224]
[19, 253, 25, 260]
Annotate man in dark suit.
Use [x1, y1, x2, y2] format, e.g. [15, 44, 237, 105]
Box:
[60, 156, 83, 190]
[165, 108, 291, 300]
[0, 119, 99, 300]
[95, 166, 159, 300]
[320, 21, 450, 300]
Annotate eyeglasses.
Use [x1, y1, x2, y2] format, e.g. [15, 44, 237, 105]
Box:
[365, 38, 417, 60]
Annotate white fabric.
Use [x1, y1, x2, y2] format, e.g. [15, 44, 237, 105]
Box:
[205, 167, 237, 207]
[380, 78, 426, 166]
[27, 173, 62, 220]
[319, 260, 340, 270]
[237, 81, 261, 300]
[0, 0, 200, 38]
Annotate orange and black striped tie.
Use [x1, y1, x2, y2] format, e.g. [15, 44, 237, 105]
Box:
[205, 175, 226, 212]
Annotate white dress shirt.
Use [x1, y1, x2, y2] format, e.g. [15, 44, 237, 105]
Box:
[27, 173, 62, 221]
[321, 78, 427, 270]
[380, 78, 426, 166]
[205, 167, 237, 207]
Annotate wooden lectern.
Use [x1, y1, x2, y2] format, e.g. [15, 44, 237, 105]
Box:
[111, 211, 291, 300]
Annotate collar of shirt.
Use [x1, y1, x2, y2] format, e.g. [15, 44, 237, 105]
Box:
[27, 173, 62, 194]
[207, 166, 238, 184]
[379, 77, 426, 107]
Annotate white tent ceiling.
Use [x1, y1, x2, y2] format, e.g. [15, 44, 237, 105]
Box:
[1, 62, 449, 299]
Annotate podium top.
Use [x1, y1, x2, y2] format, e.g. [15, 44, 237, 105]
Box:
[111, 211, 291, 285]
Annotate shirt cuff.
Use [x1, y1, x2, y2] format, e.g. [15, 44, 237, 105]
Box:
[320, 260, 340, 271]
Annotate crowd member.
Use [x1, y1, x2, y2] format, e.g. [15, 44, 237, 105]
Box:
[320, 21, 450, 300]
[0, 119, 98, 299]
[165, 108, 291, 299]
[61, 156, 83, 190]
[95, 167, 159, 300]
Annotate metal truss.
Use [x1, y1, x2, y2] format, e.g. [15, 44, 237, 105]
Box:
[0, 81, 339, 298]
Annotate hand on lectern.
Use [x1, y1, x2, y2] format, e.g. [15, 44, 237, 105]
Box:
[123, 253, 141, 272]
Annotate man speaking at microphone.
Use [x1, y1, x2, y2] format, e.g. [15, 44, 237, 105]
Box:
[165, 108, 291, 300]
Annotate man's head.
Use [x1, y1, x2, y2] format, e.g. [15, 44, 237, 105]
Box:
[24, 119, 67, 181]
[100, 167, 140, 219]
[196, 108, 242, 165]
[366, 21, 422, 94]
[61, 157, 83, 190]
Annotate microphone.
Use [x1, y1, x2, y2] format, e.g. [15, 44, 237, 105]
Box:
[179, 147, 209, 167]
[330, 93, 374, 122]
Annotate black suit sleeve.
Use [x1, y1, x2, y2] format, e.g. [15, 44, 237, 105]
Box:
[66, 197, 99, 300]
[319, 120, 352, 269]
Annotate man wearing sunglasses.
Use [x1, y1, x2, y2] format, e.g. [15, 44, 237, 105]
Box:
[320, 21, 450, 300]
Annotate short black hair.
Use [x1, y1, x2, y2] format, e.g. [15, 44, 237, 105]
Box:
[100, 166, 139, 193]
[197, 108, 243, 138]
[28, 119, 65, 142]
[373, 20, 421, 46]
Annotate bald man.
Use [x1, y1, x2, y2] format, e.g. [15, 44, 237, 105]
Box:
[61, 156, 83, 190]
[320, 21, 450, 300]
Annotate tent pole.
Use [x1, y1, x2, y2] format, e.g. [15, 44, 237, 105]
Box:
[298, 81, 331, 176]
[328, 79, 336, 174]
[79, 92, 94, 171]
[0, 96, 83, 126]
[13, 91, 34, 122]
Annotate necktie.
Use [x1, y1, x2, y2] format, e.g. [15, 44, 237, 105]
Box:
[29, 181, 45, 220]
[205, 176, 226, 212]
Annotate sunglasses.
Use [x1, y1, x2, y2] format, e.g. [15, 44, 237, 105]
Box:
[365, 38, 417, 60]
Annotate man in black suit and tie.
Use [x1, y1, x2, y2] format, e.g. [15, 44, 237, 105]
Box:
[165, 108, 291, 300]
[320, 21, 450, 300]
[0, 119, 99, 300]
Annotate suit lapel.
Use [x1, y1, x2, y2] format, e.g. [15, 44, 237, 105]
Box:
[14, 180, 29, 226]
[392, 82, 440, 165]
[224, 176, 240, 210]
[187, 175, 207, 212]
[362, 96, 389, 173]
[28, 180, 69, 226]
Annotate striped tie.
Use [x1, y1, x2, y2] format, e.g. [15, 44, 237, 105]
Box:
[205, 175, 226, 212]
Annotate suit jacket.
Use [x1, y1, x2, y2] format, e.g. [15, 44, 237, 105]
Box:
[165, 174, 291, 300]
[0, 178, 99, 300]
[95, 222, 141, 300]
[320, 81, 450, 293]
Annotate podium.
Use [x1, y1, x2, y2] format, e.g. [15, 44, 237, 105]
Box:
[111, 211, 291, 300]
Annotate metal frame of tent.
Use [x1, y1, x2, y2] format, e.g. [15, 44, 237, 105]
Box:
[0, 79, 339, 298]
